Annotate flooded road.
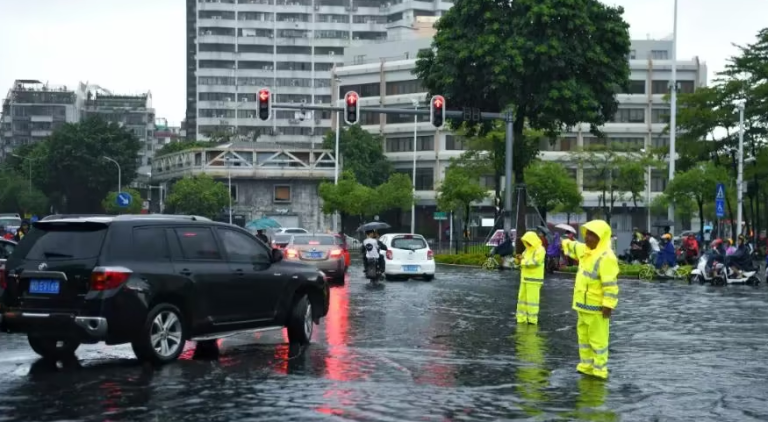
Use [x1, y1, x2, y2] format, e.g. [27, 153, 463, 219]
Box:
[1, 264, 767, 421]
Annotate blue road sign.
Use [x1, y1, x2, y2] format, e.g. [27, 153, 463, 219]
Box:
[116, 192, 133, 208]
[715, 183, 726, 218]
[716, 200, 725, 218]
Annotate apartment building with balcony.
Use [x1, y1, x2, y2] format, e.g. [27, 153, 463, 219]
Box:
[185, 0, 451, 142]
[0, 80, 79, 160]
[333, 37, 708, 236]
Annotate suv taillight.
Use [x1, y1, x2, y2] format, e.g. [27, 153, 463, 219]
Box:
[285, 248, 298, 258]
[329, 248, 342, 258]
[427, 250, 433, 260]
[0, 266, 6, 289]
[386, 250, 392, 260]
[90, 266, 132, 291]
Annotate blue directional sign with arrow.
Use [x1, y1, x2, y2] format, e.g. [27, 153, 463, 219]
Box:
[116, 192, 133, 208]
[715, 183, 726, 218]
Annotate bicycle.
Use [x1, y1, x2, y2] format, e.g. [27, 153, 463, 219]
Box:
[638, 264, 690, 281]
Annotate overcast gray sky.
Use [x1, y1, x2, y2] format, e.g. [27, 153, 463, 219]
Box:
[1, 0, 766, 126]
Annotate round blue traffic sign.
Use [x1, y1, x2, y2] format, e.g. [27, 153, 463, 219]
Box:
[116, 192, 133, 208]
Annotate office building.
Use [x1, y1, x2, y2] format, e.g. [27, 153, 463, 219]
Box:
[333, 37, 708, 234]
[185, 0, 450, 142]
[0, 80, 79, 160]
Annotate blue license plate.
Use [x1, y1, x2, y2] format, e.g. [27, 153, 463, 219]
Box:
[307, 252, 323, 259]
[29, 279, 60, 294]
[402, 265, 419, 272]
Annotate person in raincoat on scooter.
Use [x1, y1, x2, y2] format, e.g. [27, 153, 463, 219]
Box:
[514, 231, 546, 324]
[561, 220, 620, 380]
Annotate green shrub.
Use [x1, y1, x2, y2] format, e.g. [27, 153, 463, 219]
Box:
[560, 263, 692, 279]
[434, 253, 487, 266]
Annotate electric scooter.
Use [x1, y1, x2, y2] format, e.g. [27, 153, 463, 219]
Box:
[712, 262, 760, 286]
[689, 253, 720, 285]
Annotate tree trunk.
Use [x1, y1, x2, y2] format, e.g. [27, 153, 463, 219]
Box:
[494, 176, 502, 230]
[725, 196, 735, 237]
[697, 200, 705, 241]
[567, 212, 571, 224]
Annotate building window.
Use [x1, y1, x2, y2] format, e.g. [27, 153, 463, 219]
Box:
[415, 168, 434, 191]
[652, 136, 669, 149]
[445, 135, 466, 150]
[230, 184, 238, 203]
[339, 83, 380, 98]
[651, 50, 669, 60]
[612, 108, 645, 123]
[479, 175, 496, 190]
[622, 80, 645, 94]
[651, 80, 669, 94]
[385, 80, 424, 95]
[629, 50, 636, 60]
[385, 136, 433, 152]
[678, 81, 695, 94]
[651, 108, 669, 123]
[273, 185, 291, 203]
[651, 169, 667, 192]
[609, 137, 644, 151]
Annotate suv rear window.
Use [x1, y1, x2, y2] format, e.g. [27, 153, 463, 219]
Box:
[292, 236, 334, 245]
[273, 234, 292, 243]
[21, 223, 107, 260]
[391, 236, 427, 250]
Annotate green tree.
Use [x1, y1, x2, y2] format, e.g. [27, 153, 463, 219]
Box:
[322, 125, 393, 188]
[0, 172, 49, 216]
[30, 116, 141, 213]
[319, 171, 414, 225]
[436, 164, 489, 238]
[651, 194, 696, 224]
[524, 161, 582, 221]
[102, 188, 144, 214]
[664, 163, 730, 238]
[155, 140, 212, 157]
[165, 174, 229, 218]
[415, 0, 631, 245]
[373, 173, 414, 213]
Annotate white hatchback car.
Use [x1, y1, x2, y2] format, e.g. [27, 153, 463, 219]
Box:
[378, 233, 435, 281]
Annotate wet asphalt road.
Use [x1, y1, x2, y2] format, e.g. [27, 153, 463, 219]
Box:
[1, 264, 768, 422]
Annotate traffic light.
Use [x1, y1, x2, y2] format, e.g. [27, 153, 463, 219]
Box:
[430, 95, 445, 128]
[258, 88, 271, 121]
[344, 91, 360, 125]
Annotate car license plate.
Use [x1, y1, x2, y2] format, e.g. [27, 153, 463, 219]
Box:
[307, 252, 323, 259]
[29, 279, 60, 294]
[402, 265, 419, 272]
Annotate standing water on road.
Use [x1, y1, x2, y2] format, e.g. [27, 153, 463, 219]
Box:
[0, 265, 767, 421]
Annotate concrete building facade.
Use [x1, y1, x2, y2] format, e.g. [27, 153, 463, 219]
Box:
[0, 80, 79, 160]
[333, 37, 708, 234]
[149, 141, 337, 231]
[185, 0, 450, 143]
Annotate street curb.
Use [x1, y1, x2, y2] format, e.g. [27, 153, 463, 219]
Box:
[435, 262, 485, 268]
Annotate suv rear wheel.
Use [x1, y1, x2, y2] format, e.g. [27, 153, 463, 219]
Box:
[131, 303, 187, 364]
[27, 335, 80, 359]
[286, 295, 313, 345]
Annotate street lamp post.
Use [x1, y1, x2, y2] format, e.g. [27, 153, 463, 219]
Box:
[332, 76, 342, 233]
[736, 99, 746, 236]
[411, 99, 419, 234]
[11, 154, 37, 193]
[102, 156, 121, 193]
[641, 148, 651, 230]
[667, 0, 679, 233]
[225, 156, 233, 225]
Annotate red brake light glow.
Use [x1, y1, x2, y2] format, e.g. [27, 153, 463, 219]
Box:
[285, 248, 298, 258]
[329, 248, 342, 258]
[90, 266, 132, 291]
[308, 241, 320, 245]
[427, 250, 434, 260]
[183, 232, 197, 237]
[386, 250, 393, 260]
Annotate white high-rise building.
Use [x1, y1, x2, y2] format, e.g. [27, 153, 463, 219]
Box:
[185, 0, 451, 142]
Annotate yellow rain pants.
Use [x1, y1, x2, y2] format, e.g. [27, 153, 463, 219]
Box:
[576, 312, 610, 379]
[516, 231, 546, 324]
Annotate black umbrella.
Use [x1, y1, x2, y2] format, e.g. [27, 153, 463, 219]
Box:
[357, 221, 391, 232]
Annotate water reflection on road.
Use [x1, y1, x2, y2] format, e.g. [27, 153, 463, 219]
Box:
[0, 265, 767, 421]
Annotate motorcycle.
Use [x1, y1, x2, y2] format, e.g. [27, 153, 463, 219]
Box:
[688, 253, 721, 285]
[363, 244, 382, 284]
[712, 262, 760, 286]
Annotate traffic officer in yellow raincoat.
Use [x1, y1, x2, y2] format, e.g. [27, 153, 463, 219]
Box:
[515, 231, 546, 324]
[561, 220, 619, 380]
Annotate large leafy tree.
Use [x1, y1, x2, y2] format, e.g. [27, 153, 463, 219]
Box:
[322, 120, 393, 188]
[102, 188, 144, 214]
[319, 171, 414, 227]
[165, 174, 229, 218]
[415, 0, 631, 246]
[436, 164, 488, 239]
[29, 116, 141, 213]
[0, 172, 49, 216]
[524, 161, 582, 221]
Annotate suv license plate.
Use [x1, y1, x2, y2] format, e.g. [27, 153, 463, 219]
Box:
[307, 252, 323, 259]
[29, 279, 60, 294]
[402, 265, 418, 272]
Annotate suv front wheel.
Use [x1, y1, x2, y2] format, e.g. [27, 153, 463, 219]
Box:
[132, 303, 187, 364]
[286, 295, 313, 345]
[28, 335, 81, 359]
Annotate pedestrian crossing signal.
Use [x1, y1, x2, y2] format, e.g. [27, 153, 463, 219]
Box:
[258, 88, 271, 121]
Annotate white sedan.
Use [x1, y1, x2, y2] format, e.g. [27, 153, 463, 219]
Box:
[377, 233, 435, 281]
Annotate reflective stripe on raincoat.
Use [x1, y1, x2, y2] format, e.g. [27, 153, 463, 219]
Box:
[520, 231, 545, 283]
[561, 220, 620, 314]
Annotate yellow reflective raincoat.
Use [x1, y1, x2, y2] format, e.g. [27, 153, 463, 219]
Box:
[561, 220, 619, 380]
[516, 231, 546, 324]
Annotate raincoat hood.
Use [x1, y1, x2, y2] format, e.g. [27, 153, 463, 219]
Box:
[521, 231, 542, 250]
[580, 219, 612, 251]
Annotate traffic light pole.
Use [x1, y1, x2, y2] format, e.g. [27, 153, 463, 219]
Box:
[272, 102, 515, 232]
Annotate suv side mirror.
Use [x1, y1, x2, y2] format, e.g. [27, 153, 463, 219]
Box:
[271, 248, 283, 262]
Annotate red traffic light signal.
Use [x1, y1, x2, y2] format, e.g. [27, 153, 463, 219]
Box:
[430, 95, 445, 128]
[258, 88, 271, 121]
[344, 91, 360, 125]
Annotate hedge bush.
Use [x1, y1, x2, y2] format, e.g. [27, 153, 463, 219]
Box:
[560, 263, 693, 278]
[434, 253, 488, 266]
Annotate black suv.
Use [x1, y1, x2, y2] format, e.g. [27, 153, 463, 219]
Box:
[0, 215, 329, 364]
